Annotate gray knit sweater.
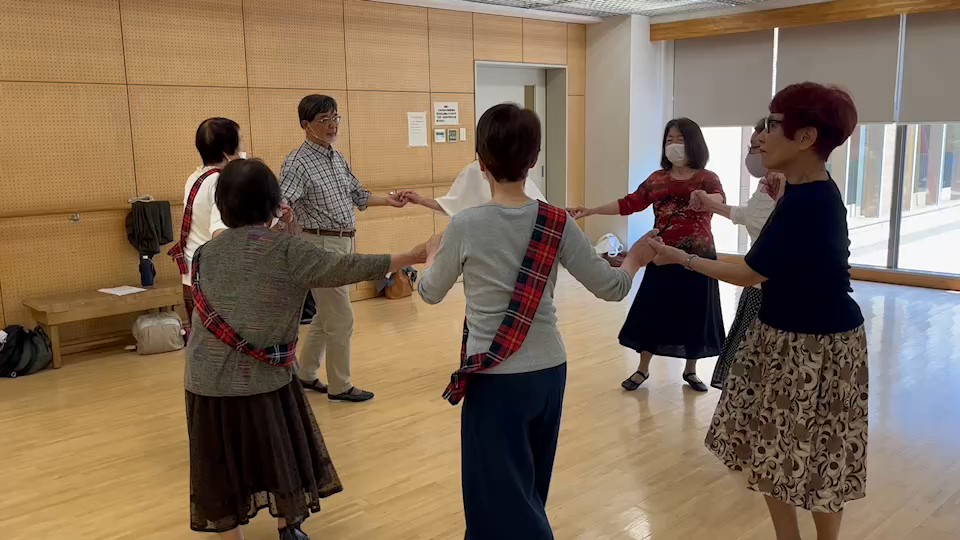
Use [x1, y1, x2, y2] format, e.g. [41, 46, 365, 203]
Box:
[184, 226, 390, 397]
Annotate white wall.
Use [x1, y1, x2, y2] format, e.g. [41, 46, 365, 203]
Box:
[585, 15, 671, 246]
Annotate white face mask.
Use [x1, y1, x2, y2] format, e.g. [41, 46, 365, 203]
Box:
[665, 143, 686, 166]
[238, 152, 247, 159]
[745, 153, 767, 178]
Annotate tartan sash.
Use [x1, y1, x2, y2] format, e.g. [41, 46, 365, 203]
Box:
[190, 246, 298, 367]
[169, 168, 221, 275]
[442, 200, 567, 405]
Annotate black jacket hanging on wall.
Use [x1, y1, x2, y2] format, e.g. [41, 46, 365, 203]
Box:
[126, 200, 174, 286]
[126, 200, 174, 257]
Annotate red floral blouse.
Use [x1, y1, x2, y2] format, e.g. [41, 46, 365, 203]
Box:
[618, 169, 725, 257]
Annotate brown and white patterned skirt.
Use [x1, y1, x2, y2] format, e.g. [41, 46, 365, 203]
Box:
[705, 322, 868, 513]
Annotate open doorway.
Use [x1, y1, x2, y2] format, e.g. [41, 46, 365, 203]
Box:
[475, 62, 568, 206]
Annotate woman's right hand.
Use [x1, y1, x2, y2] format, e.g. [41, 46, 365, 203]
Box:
[624, 229, 660, 267]
[567, 206, 594, 220]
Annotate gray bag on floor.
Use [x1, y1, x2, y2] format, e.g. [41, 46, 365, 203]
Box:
[132, 312, 184, 355]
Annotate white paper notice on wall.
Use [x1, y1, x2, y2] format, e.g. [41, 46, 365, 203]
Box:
[407, 112, 428, 147]
[434, 102, 459, 126]
[460, 127, 467, 142]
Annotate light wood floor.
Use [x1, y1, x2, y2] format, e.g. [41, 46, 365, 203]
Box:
[2, 274, 960, 540]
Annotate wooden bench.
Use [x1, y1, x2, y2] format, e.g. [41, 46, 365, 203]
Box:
[21, 283, 183, 368]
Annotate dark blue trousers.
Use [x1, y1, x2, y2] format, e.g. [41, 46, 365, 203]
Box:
[461, 363, 567, 540]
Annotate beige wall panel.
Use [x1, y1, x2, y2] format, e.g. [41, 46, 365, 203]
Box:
[523, 19, 567, 65]
[0, 212, 137, 327]
[0, 82, 135, 215]
[428, 9, 474, 93]
[347, 91, 432, 188]
[343, 0, 429, 92]
[431, 93, 475, 183]
[567, 23, 586, 96]
[355, 190, 434, 297]
[0, 0, 126, 83]
[249, 89, 351, 176]
[243, 0, 347, 90]
[129, 86, 250, 203]
[0, 280, 5, 328]
[120, 0, 246, 86]
[474, 14, 522, 62]
[567, 95, 585, 210]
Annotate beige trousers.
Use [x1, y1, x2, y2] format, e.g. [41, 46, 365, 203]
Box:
[297, 234, 355, 395]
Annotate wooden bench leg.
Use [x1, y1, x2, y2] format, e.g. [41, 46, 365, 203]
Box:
[45, 324, 62, 369]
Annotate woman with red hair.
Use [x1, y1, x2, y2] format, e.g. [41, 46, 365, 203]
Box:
[647, 82, 867, 540]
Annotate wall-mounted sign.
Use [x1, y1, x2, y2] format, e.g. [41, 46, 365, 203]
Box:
[434, 102, 459, 126]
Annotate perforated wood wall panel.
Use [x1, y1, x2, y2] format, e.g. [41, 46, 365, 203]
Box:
[473, 14, 522, 62]
[347, 91, 432, 188]
[0, 211, 138, 327]
[523, 19, 567, 65]
[567, 24, 586, 96]
[432, 94, 475, 183]
[567, 95, 585, 211]
[0, 0, 126, 83]
[344, 0, 429, 92]
[428, 9, 474, 93]
[120, 0, 247, 87]
[128, 85, 250, 202]
[0, 82, 136, 216]
[243, 0, 347, 90]
[249, 89, 350, 176]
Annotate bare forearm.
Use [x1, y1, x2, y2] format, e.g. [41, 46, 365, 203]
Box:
[367, 195, 392, 207]
[389, 253, 421, 272]
[420, 198, 444, 213]
[706, 199, 734, 220]
[688, 257, 763, 287]
[591, 201, 622, 216]
[618, 253, 643, 278]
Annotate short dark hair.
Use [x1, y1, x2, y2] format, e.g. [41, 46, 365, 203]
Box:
[195, 118, 240, 166]
[475, 103, 541, 183]
[215, 159, 280, 228]
[754, 117, 767, 134]
[298, 94, 338, 126]
[660, 117, 708, 170]
[770, 82, 858, 160]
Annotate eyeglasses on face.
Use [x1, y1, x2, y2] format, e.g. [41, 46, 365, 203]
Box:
[763, 117, 783, 132]
[314, 114, 342, 125]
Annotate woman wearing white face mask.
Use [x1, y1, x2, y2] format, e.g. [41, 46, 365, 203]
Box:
[689, 118, 786, 390]
[569, 118, 725, 392]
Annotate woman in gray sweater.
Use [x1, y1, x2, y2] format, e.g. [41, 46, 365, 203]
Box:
[184, 159, 426, 540]
[418, 103, 657, 540]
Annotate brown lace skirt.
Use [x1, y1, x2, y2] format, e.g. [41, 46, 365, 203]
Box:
[185, 379, 343, 532]
[706, 322, 868, 513]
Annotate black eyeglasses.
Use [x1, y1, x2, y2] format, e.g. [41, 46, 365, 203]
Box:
[764, 117, 783, 132]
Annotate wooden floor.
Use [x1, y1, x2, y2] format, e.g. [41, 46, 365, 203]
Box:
[2, 274, 960, 540]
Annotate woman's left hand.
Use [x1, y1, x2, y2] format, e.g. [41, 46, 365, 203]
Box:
[646, 239, 688, 266]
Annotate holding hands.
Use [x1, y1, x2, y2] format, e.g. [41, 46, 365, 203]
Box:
[566, 206, 595, 220]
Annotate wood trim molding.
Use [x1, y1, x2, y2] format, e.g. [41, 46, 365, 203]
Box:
[650, 0, 960, 41]
[717, 253, 960, 291]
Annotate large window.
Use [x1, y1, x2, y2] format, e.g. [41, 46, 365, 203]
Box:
[897, 123, 960, 274]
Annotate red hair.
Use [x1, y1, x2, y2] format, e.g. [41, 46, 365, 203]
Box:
[770, 82, 858, 160]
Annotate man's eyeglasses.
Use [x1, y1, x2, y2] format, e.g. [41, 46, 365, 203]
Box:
[315, 114, 342, 126]
[763, 117, 783, 132]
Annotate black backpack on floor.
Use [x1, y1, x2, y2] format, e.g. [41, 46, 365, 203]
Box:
[0, 325, 53, 378]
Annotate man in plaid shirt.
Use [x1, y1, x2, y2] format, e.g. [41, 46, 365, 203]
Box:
[280, 94, 406, 403]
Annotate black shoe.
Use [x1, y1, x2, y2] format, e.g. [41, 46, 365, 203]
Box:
[279, 524, 309, 540]
[299, 379, 328, 394]
[328, 387, 374, 402]
[683, 372, 708, 392]
[621, 371, 649, 391]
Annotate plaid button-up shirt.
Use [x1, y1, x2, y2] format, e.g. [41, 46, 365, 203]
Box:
[279, 139, 371, 231]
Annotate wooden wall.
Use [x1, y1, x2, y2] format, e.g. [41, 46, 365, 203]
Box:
[0, 0, 586, 336]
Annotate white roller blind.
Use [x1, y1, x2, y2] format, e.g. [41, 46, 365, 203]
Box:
[901, 11, 960, 123]
[673, 30, 774, 127]
[776, 17, 900, 123]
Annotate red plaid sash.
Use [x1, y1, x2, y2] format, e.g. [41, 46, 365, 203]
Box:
[190, 246, 298, 367]
[442, 200, 567, 405]
[169, 168, 221, 275]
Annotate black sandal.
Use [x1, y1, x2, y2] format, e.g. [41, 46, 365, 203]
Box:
[278, 524, 309, 540]
[683, 372, 708, 393]
[299, 378, 328, 394]
[621, 371, 649, 391]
